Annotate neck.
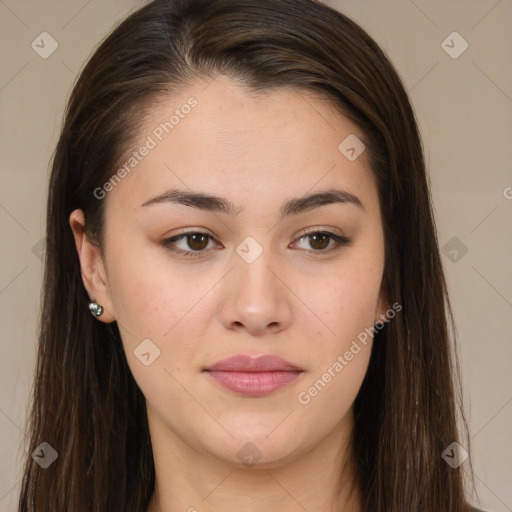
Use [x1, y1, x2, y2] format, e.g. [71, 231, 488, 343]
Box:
[146, 405, 362, 512]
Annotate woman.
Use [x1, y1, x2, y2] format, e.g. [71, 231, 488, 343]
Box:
[18, 0, 482, 510]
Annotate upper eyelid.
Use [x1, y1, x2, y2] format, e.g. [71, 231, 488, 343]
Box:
[166, 230, 219, 244]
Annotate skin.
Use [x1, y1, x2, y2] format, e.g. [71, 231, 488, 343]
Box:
[70, 75, 388, 512]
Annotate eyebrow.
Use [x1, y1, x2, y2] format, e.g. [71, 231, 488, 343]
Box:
[141, 187, 364, 219]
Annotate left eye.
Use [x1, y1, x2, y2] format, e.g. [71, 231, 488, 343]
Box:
[292, 231, 349, 252]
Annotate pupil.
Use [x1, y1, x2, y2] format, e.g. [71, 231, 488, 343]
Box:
[310, 233, 329, 250]
[188, 234, 208, 250]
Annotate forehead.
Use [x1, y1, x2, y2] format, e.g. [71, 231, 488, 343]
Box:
[106, 75, 378, 216]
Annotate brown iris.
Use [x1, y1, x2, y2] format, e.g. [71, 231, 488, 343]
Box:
[186, 233, 209, 251]
[307, 233, 330, 250]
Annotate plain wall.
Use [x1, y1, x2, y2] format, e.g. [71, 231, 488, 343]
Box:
[0, 1, 511, 510]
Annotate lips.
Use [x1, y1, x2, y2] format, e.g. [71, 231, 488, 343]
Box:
[202, 354, 304, 397]
[203, 354, 303, 372]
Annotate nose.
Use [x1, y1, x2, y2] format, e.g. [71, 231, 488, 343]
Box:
[219, 244, 293, 336]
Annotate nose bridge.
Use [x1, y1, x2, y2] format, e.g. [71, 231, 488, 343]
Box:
[234, 235, 280, 303]
[220, 234, 291, 333]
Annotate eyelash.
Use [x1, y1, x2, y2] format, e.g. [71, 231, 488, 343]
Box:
[161, 229, 351, 258]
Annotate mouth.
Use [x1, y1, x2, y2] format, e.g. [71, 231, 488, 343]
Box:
[203, 370, 303, 397]
[202, 354, 304, 397]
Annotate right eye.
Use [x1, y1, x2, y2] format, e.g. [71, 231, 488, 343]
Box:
[162, 231, 221, 257]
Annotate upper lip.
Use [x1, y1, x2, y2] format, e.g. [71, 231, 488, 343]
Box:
[203, 354, 303, 372]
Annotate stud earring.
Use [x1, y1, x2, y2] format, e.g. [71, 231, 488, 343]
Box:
[88, 302, 104, 317]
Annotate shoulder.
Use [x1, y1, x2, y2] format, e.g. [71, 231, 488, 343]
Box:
[469, 507, 487, 512]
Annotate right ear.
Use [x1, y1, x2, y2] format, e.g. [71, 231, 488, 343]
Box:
[69, 209, 116, 323]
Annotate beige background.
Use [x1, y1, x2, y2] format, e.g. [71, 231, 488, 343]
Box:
[0, 1, 511, 510]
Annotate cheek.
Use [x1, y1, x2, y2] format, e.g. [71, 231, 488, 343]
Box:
[106, 239, 201, 341]
[106, 258, 197, 407]
[296, 345, 372, 413]
[109, 266, 171, 341]
[310, 261, 383, 341]
[106, 246, 216, 374]
[295, 265, 380, 416]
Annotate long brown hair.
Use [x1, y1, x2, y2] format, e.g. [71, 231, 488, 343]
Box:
[18, 0, 473, 510]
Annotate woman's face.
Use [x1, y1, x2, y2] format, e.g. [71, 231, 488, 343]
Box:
[73, 76, 387, 468]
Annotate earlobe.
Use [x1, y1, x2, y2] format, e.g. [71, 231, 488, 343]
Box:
[69, 209, 115, 323]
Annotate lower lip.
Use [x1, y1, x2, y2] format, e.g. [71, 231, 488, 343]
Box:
[205, 370, 303, 397]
